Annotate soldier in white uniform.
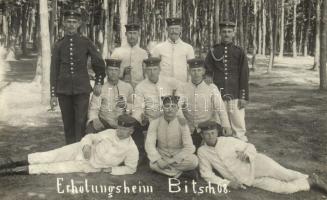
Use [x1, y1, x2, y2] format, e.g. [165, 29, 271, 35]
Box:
[132, 57, 184, 127]
[180, 58, 232, 148]
[151, 18, 195, 82]
[145, 95, 198, 178]
[0, 115, 139, 176]
[197, 121, 327, 194]
[111, 22, 148, 87]
[86, 59, 134, 133]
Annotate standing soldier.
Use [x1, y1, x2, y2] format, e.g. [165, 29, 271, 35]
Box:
[110, 22, 148, 88]
[50, 10, 106, 144]
[204, 21, 249, 142]
[151, 18, 195, 82]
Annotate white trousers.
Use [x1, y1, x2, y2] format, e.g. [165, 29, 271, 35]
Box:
[251, 153, 310, 194]
[150, 154, 198, 177]
[224, 99, 247, 141]
[27, 143, 100, 174]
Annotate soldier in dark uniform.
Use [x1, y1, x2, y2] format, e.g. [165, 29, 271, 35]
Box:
[50, 10, 106, 144]
[204, 21, 249, 142]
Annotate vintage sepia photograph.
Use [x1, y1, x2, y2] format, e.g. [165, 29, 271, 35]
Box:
[0, 0, 326, 199]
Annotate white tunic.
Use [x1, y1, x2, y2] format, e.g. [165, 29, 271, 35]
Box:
[132, 75, 183, 123]
[151, 39, 194, 82]
[111, 45, 148, 87]
[145, 116, 195, 163]
[181, 81, 230, 132]
[88, 80, 134, 128]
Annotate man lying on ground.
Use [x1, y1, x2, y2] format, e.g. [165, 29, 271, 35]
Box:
[0, 114, 139, 176]
[197, 120, 327, 194]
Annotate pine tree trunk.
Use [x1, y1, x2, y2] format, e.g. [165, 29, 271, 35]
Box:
[252, 0, 258, 70]
[262, 0, 266, 55]
[278, 0, 285, 57]
[304, 0, 312, 56]
[238, 0, 244, 49]
[313, 0, 321, 70]
[120, 0, 128, 46]
[258, 0, 262, 54]
[21, 2, 29, 56]
[292, 1, 297, 57]
[39, 0, 51, 104]
[2, 4, 9, 48]
[223, 0, 230, 21]
[170, 0, 177, 17]
[214, 0, 220, 44]
[102, 0, 109, 58]
[320, 0, 327, 89]
[267, 0, 274, 73]
[50, 0, 57, 46]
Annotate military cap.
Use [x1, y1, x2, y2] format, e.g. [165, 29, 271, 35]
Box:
[63, 10, 81, 19]
[143, 57, 161, 67]
[117, 114, 137, 127]
[105, 59, 121, 68]
[187, 58, 204, 68]
[219, 21, 236, 28]
[166, 18, 182, 26]
[161, 95, 180, 105]
[125, 23, 140, 31]
[198, 121, 219, 132]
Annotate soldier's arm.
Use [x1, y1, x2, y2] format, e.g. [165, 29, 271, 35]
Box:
[204, 51, 214, 78]
[87, 40, 106, 86]
[239, 49, 249, 101]
[50, 43, 60, 97]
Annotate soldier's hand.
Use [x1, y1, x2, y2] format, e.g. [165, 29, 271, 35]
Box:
[228, 180, 246, 190]
[83, 145, 92, 160]
[50, 97, 58, 110]
[93, 84, 102, 97]
[204, 75, 213, 85]
[238, 99, 248, 109]
[222, 127, 233, 136]
[141, 114, 149, 126]
[157, 159, 169, 169]
[236, 150, 249, 162]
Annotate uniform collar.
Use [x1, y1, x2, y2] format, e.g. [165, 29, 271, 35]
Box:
[221, 41, 233, 46]
[168, 38, 181, 44]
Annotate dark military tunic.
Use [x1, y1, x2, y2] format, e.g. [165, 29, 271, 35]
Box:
[204, 43, 249, 101]
[50, 33, 106, 144]
[50, 34, 105, 95]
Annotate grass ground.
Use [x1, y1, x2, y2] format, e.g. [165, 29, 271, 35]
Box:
[0, 54, 326, 200]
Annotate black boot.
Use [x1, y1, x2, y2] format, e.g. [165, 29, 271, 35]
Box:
[0, 166, 29, 176]
[0, 156, 29, 169]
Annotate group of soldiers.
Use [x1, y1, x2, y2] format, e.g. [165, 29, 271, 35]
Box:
[1, 9, 327, 195]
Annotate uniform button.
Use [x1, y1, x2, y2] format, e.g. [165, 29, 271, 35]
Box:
[224, 46, 227, 49]
[70, 48, 72, 51]
[70, 43, 73, 46]
[70, 62, 74, 65]
[225, 77, 227, 80]
[70, 38, 73, 41]
[224, 60, 227, 63]
[70, 53, 73, 56]
[224, 55, 228, 58]
[70, 67, 74, 70]
[225, 51, 227, 53]
[225, 73, 228, 75]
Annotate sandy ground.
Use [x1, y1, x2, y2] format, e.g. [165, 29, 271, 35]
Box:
[0, 53, 326, 200]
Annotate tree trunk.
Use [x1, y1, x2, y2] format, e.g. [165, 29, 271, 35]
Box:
[278, 0, 285, 57]
[102, 0, 109, 58]
[119, 0, 128, 46]
[258, 0, 262, 54]
[262, 0, 266, 55]
[313, 0, 321, 70]
[170, 0, 177, 17]
[252, 0, 258, 70]
[292, 0, 297, 57]
[39, 0, 51, 104]
[223, 0, 230, 21]
[21, 2, 29, 56]
[50, 0, 57, 46]
[304, 0, 312, 56]
[320, 0, 327, 89]
[214, 0, 220, 44]
[267, 0, 274, 73]
[238, 0, 244, 49]
[2, 5, 9, 48]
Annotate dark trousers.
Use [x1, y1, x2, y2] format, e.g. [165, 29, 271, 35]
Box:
[58, 94, 90, 144]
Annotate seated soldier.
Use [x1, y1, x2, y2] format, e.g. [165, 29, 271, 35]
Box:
[0, 115, 139, 176]
[197, 120, 327, 194]
[86, 58, 134, 133]
[145, 94, 198, 178]
[132, 57, 185, 128]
